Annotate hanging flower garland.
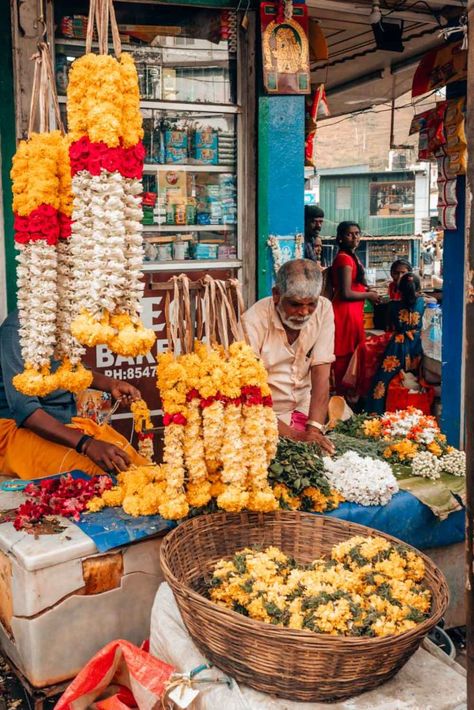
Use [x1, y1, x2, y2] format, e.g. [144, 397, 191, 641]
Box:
[131, 398, 155, 462]
[268, 233, 304, 275]
[67, 48, 155, 356]
[10, 131, 89, 395]
[155, 341, 278, 520]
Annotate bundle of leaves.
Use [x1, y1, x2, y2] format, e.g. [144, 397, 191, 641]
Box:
[268, 437, 331, 497]
[328, 431, 385, 460]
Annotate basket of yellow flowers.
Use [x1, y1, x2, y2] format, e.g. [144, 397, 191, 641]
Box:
[160, 510, 448, 702]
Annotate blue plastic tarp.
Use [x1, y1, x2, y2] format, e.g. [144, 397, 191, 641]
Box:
[15, 471, 464, 553]
[320, 490, 465, 550]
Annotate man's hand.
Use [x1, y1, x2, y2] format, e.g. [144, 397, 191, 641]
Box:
[301, 427, 335, 455]
[110, 381, 141, 406]
[85, 439, 131, 472]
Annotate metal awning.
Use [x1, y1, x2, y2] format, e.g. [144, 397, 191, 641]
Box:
[307, 0, 463, 116]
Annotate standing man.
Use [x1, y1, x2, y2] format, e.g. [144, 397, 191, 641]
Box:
[304, 205, 325, 264]
[243, 259, 335, 453]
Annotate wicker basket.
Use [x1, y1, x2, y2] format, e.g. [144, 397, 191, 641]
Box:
[160, 511, 449, 702]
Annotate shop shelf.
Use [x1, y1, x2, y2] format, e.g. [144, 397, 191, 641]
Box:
[143, 164, 235, 173]
[143, 224, 235, 233]
[142, 259, 241, 272]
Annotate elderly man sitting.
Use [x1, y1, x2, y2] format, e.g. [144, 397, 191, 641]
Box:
[243, 259, 335, 453]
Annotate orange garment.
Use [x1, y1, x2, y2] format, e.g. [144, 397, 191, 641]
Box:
[0, 417, 149, 480]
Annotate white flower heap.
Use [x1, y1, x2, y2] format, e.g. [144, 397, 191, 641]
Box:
[323, 451, 399, 506]
[67, 52, 155, 357]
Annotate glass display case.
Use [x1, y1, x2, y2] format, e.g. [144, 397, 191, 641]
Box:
[53, 2, 242, 272]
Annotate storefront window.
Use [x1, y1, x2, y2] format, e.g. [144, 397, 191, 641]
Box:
[54, 1, 240, 267]
[369, 181, 415, 217]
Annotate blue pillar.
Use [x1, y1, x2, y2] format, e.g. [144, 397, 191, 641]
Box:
[441, 174, 465, 445]
[257, 95, 305, 298]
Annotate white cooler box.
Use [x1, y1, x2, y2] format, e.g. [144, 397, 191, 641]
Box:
[0, 489, 165, 688]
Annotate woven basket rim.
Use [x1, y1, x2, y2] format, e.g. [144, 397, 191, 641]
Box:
[160, 510, 449, 645]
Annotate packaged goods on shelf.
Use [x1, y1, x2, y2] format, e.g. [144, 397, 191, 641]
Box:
[192, 129, 218, 165]
[194, 243, 218, 259]
[164, 130, 188, 164]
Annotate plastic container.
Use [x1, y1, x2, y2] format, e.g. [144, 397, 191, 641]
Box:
[0, 495, 165, 688]
[422, 303, 442, 361]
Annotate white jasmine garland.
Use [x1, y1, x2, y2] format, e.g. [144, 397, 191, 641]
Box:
[294, 233, 304, 259]
[121, 176, 145, 316]
[70, 170, 128, 320]
[411, 451, 441, 480]
[18, 241, 58, 367]
[268, 235, 282, 274]
[440, 449, 466, 476]
[322, 451, 398, 506]
[70, 171, 96, 319]
[55, 238, 84, 364]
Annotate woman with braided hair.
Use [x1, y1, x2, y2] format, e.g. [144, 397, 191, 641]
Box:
[330, 221, 380, 394]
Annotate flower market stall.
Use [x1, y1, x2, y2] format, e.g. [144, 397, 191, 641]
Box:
[0, 2, 467, 704]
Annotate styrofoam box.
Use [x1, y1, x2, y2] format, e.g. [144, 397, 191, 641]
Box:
[0, 490, 165, 687]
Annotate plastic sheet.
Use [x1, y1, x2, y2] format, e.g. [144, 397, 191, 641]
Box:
[55, 639, 174, 710]
[322, 490, 464, 550]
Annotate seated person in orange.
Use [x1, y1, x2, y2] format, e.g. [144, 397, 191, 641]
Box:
[0, 310, 149, 479]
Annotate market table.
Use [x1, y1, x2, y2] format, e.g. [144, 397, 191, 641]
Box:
[0, 473, 465, 690]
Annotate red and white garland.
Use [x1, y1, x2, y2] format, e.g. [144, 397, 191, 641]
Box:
[67, 52, 155, 357]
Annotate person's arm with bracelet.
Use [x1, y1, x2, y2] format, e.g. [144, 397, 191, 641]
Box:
[276, 365, 335, 454]
[21, 408, 131, 472]
[302, 364, 335, 454]
[339, 266, 380, 303]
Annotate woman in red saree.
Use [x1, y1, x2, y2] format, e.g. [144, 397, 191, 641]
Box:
[331, 221, 380, 394]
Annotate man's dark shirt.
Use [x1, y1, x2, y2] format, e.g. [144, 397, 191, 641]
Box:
[0, 311, 76, 426]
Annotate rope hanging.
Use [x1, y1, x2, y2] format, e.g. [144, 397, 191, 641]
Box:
[162, 274, 249, 353]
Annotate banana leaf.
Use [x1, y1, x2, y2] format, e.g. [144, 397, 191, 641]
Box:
[394, 465, 464, 520]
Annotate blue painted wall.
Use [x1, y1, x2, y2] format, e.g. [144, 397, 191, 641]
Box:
[257, 95, 305, 298]
[440, 80, 466, 447]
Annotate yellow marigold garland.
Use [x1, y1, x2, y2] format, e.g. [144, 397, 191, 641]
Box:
[155, 340, 279, 520]
[184, 397, 211, 508]
[10, 130, 88, 396]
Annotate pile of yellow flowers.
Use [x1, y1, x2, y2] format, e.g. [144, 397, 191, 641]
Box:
[272, 483, 344, 513]
[209, 535, 431, 637]
[87, 464, 166, 517]
[156, 341, 279, 520]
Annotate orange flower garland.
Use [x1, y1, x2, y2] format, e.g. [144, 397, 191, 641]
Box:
[156, 341, 279, 519]
[10, 130, 91, 396]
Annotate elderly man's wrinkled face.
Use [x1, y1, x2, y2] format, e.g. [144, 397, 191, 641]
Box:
[273, 291, 318, 330]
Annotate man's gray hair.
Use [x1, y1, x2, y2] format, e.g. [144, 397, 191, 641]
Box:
[275, 259, 322, 299]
